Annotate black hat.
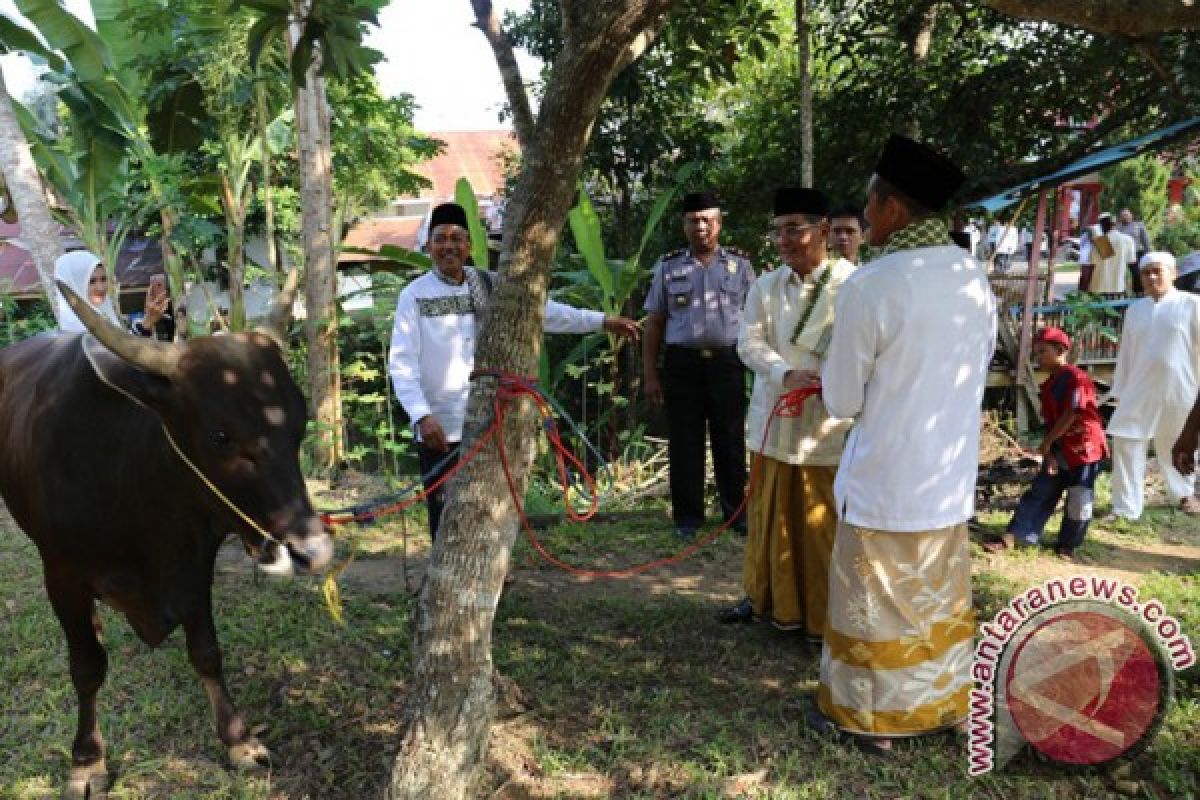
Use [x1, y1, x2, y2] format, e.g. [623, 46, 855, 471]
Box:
[682, 191, 720, 213]
[949, 231, 972, 251]
[773, 187, 829, 218]
[873, 134, 965, 212]
[430, 202, 469, 230]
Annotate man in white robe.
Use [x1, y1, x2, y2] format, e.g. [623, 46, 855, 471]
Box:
[1106, 252, 1200, 518]
[1089, 214, 1136, 295]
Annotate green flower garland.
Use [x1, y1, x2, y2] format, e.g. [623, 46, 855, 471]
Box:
[790, 263, 833, 346]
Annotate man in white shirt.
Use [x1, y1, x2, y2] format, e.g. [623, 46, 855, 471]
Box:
[806, 134, 997, 753]
[388, 202, 639, 538]
[1105, 252, 1200, 519]
[993, 222, 1018, 273]
[1089, 214, 1136, 295]
[718, 188, 855, 640]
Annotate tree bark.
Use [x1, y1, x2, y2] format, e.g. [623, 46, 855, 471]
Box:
[903, 3, 938, 139]
[0, 68, 63, 322]
[385, 2, 674, 798]
[291, 3, 342, 471]
[796, 0, 813, 187]
[470, 0, 536, 150]
[983, 0, 1200, 37]
[257, 82, 280, 273]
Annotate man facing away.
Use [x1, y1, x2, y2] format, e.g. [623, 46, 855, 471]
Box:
[806, 134, 997, 753]
[643, 192, 755, 540]
[1105, 252, 1200, 520]
[1089, 213, 1135, 296]
[388, 202, 640, 539]
[718, 188, 855, 640]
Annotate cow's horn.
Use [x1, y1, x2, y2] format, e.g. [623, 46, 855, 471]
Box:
[57, 280, 180, 377]
[260, 266, 300, 347]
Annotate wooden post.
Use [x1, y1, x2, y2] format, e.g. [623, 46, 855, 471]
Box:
[1046, 191, 1059, 304]
[1015, 188, 1049, 430]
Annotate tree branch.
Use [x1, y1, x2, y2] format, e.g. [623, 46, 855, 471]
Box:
[982, 0, 1200, 37]
[470, 0, 536, 150]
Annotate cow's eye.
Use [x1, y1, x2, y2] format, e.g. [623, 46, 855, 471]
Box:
[210, 429, 232, 449]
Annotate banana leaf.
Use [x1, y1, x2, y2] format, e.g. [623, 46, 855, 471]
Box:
[454, 178, 490, 271]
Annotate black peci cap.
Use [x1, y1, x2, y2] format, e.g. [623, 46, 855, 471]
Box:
[429, 202, 470, 230]
[873, 134, 965, 212]
[682, 191, 720, 213]
[773, 187, 830, 217]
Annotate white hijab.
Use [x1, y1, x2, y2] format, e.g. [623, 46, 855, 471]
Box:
[54, 250, 123, 333]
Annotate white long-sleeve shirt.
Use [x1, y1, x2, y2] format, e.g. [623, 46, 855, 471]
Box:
[1107, 290, 1200, 440]
[821, 245, 997, 532]
[388, 269, 604, 442]
[1090, 230, 1135, 294]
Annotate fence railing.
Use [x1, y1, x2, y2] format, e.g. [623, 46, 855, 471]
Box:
[1006, 298, 1132, 364]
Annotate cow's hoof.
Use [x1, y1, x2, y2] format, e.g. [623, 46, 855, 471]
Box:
[229, 737, 271, 770]
[64, 761, 109, 799]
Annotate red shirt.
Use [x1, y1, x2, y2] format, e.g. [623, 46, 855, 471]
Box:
[1039, 363, 1107, 467]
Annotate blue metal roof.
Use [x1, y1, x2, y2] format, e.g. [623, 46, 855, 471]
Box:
[969, 116, 1200, 213]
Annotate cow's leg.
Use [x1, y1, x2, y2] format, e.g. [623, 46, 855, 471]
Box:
[181, 603, 269, 769]
[44, 570, 110, 799]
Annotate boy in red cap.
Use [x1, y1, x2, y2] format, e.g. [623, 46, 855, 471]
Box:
[985, 326, 1108, 560]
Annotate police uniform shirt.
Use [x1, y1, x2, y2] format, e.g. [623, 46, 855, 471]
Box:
[644, 247, 755, 347]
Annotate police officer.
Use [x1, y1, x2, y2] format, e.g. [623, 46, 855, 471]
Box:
[643, 191, 755, 539]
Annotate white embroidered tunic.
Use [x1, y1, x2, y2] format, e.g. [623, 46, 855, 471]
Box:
[388, 269, 604, 442]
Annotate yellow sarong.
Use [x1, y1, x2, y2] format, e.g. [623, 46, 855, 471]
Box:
[817, 520, 974, 737]
[743, 457, 836, 636]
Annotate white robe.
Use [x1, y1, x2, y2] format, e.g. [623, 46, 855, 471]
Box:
[1089, 230, 1135, 294]
[1107, 290, 1200, 514]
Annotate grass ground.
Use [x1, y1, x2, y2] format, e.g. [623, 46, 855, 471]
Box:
[0, 468, 1196, 799]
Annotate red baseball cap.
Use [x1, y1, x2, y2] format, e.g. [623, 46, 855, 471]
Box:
[1035, 326, 1071, 350]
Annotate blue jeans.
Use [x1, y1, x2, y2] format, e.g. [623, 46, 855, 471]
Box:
[1007, 461, 1101, 553]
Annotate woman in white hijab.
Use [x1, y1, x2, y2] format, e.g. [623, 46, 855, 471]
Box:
[53, 250, 168, 335]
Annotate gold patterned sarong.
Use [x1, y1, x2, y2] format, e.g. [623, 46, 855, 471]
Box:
[817, 520, 974, 736]
[743, 457, 837, 636]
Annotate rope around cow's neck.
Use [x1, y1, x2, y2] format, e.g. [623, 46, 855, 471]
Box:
[79, 335, 285, 549]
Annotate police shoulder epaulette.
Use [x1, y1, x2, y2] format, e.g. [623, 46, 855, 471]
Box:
[724, 246, 751, 260]
[658, 248, 687, 264]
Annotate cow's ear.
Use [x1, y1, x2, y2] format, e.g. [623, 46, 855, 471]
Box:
[84, 336, 176, 411]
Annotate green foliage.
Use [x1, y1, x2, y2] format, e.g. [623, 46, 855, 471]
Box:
[0, 294, 55, 346]
[328, 75, 440, 222]
[455, 177, 491, 270]
[1100, 154, 1172, 239]
[234, 0, 385, 87]
[1058, 290, 1121, 345]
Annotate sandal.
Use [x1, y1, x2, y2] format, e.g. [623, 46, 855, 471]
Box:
[982, 533, 1015, 553]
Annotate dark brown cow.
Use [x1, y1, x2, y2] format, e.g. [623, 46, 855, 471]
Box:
[0, 283, 333, 799]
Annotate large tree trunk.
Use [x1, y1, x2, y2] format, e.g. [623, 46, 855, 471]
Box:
[386, 1, 673, 797]
[796, 0, 813, 187]
[983, 0, 1200, 37]
[0, 68, 63, 322]
[292, 4, 342, 471]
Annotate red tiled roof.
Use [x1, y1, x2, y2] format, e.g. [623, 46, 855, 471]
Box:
[415, 130, 518, 200]
[0, 242, 40, 295]
[339, 216, 424, 263]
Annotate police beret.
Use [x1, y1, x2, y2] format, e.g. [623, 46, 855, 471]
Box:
[773, 187, 829, 217]
[430, 202, 469, 230]
[682, 191, 720, 212]
[873, 134, 965, 212]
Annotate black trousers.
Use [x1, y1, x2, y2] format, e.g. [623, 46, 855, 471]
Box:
[417, 442, 460, 540]
[663, 345, 747, 530]
[1127, 262, 1143, 295]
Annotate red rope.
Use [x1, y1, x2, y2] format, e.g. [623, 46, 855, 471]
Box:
[324, 370, 820, 580]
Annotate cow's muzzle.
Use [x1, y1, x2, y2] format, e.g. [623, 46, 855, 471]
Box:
[253, 515, 334, 577]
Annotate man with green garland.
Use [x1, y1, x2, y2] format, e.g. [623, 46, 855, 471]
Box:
[717, 188, 855, 641]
